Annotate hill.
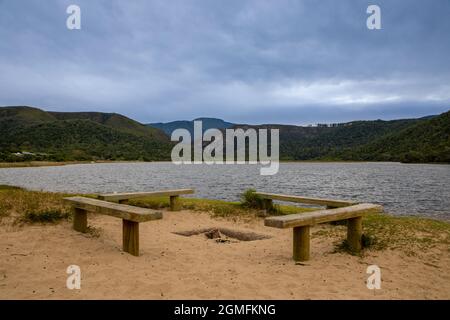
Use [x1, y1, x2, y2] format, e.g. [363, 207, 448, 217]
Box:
[148, 117, 235, 136]
[50, 111, 167, 141]
[0, 106, 172, 161]
[338, 110, 450, 163]
[1, 106, 448, 164]
[148, 111, 449, 163]
[232, 118, 422, 160]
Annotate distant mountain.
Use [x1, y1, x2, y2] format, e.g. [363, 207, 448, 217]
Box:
[148, 117, 235, 136]
[0, 106, 172, 161]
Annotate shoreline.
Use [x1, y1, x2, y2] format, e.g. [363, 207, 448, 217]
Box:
[0, 160, 162, 169]
[1, 160, 449, 169]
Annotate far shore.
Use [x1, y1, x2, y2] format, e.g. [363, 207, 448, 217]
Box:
[0, 160, 164, 169]
[1, 159, 448, 169]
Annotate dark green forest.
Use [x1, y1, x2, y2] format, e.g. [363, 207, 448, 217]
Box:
[1, 106, 449, 163]
[227, 111, 449, 163]
[0, 106, 172, 161]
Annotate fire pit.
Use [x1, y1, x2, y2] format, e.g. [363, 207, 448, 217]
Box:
[173, 227, 271, 243]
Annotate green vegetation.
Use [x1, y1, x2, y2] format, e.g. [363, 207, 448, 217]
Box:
[0, 185, 449, 256]
[1, 106, 448, 164]
[239, 188, 299, 215]
[0, 184, 22, 190]
[0, 185, 70, 224]
[0, 106, 173, 162]
[338, 111, 450, 163]
[362, 213, 450, 254]
[129, 190, 310, 218]
[240, 111, 449, 163]
[315, 212, 450, 256]
[22, 209, 70, 223]
[50, 111, 168, 140]
[240, 188, 265, 209]
[148, 117, 234, 136]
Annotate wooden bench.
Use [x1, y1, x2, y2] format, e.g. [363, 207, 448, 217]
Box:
[64, 196, 162, 256]
[265, 203, 383, 261]
[254, 192, 357, 209]
[97, 189, 195, 211]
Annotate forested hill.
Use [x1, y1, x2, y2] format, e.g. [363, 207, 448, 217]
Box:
[1, 106, 449, 163]
[0, 106, 172, 161]
[336, 110, 450, 163]
[230, 111, 449, 163]
[148, 117, 234, 136]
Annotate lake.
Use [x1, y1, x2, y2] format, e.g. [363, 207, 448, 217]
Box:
[0, 162, 449, 221]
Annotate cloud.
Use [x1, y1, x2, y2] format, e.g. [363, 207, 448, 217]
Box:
[0, 0, 449, 124]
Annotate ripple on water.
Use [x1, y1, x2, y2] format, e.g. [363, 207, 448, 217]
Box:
[0, 162, 449, 220]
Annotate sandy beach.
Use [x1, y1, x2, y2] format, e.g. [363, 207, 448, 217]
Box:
[1, 209, 449, 300]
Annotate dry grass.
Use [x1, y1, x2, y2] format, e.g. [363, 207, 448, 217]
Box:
[1, 185, 449, 257]
[0, 185, 71, 224]
[130, 196, 312, 219]
[362, 213, 450, 255]
[313, 213, 450, 256]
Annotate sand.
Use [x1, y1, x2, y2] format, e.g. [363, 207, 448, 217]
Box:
[1, 210, 449, 299]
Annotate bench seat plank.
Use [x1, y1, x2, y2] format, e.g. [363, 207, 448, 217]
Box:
[98, 189, 195, 202]
[64, 196, 162, 223]
[255, 192, 356, 208]
[265, 203, 382, 229]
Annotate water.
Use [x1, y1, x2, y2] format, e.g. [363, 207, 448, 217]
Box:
[0, 162, 449, 221]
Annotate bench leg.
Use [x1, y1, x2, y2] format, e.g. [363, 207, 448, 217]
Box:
[347, 217, 363, 253]
[293, 226, 310, 261]
[73, 208, 87, 233]
[123, 220, 139, 256]
[170, 195, 181, 211]
[263, 199, 273, 212]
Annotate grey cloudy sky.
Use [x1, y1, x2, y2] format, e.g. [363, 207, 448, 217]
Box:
[0, 0, 449, 124]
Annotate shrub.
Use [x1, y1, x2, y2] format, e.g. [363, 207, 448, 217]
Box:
[0, 185, 23, 190]
[361, 233, 378, 248]
[23, 209, 70, 223]
[240, 189, 265, 209]
[336, 233, 379, 255]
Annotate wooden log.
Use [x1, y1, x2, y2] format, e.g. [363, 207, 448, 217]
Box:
[123, 220, 139, 256]
[255, 192, 356, 208]
[73, 208, 87, 233]
[265, 203, 383, 229]
[170, 195, 181, 211]
[347, 216, 363, 253]
[64, 197, 162, 223]
[98, 189, 195, 202]
[293, 226, 310, 261]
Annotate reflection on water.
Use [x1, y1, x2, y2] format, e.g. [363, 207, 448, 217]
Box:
[0, 162, 449, 220]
